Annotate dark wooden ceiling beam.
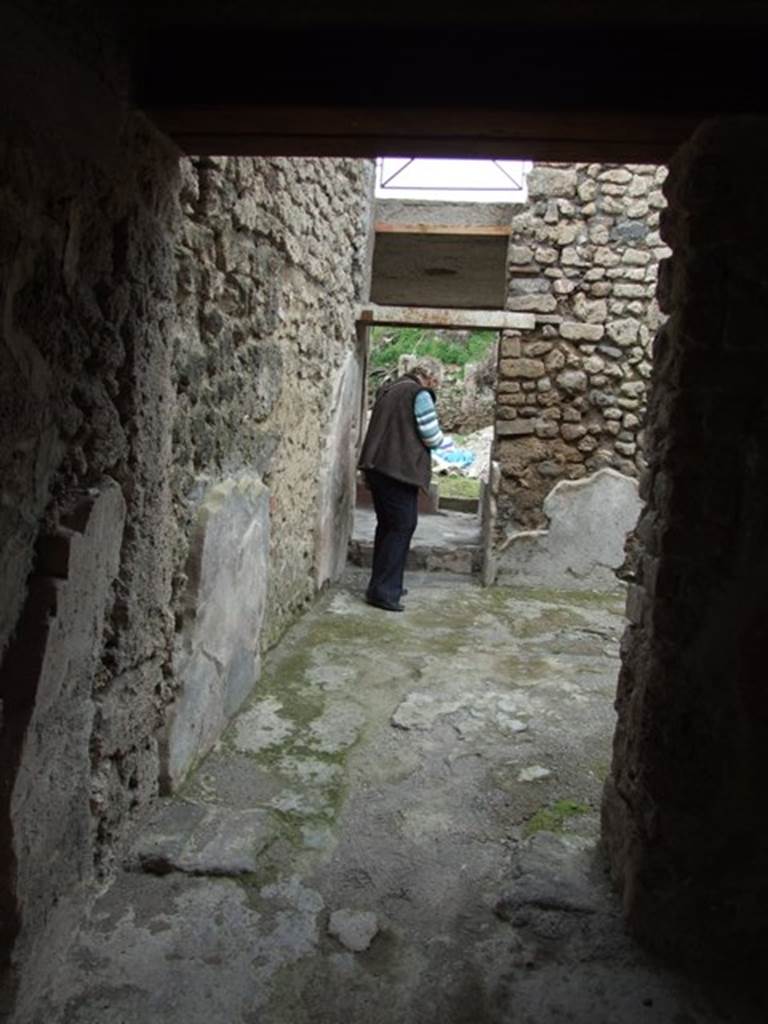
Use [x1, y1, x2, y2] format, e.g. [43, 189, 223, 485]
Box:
[136, 22, 766, 161]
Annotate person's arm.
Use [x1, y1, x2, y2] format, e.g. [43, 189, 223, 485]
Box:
[413, 389, 444, 449]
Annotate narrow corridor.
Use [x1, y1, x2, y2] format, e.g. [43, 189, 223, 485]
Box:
[13, 573, 757, 1023]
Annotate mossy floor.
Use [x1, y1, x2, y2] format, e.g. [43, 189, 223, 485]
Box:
[17, 570, 758, 1024]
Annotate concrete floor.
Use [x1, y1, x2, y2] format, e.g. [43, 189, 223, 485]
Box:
[12, 571, 763, 1023]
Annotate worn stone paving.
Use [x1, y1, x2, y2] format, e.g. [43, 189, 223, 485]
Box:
[13, 572, 761, 1023]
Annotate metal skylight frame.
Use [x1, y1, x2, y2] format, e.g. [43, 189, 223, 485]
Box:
[375, 158, 531, 201]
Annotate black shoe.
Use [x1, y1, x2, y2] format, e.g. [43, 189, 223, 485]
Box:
[365, 594, 404, 612]
[401, 589, 408, 597]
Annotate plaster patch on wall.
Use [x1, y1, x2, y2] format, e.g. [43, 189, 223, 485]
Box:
[496, 468, 641, 590]
[163, 474, 269, 790]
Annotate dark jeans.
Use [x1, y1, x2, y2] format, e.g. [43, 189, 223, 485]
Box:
[364, 469, 418, 605]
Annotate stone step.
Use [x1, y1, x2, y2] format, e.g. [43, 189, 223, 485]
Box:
[349, 506, 483, 575]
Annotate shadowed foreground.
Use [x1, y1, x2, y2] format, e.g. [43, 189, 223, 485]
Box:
[12, 571, 760, 1023]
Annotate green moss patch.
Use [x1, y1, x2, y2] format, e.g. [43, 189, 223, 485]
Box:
[523, 799, 590, 837]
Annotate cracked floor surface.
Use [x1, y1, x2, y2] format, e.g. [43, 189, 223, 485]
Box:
[12, 571, 763, 1023]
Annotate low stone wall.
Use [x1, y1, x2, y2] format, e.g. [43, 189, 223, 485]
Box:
[496, 162, 669, 532]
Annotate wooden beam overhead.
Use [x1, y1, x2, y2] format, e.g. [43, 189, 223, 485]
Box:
[357, 306, 535, 331]
[137, 21, 767, 162]
[145, 104, 704, 163]
[374, 224, 513, 237]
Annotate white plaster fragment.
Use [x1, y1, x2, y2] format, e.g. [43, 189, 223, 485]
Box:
[518, 765, 552, 782]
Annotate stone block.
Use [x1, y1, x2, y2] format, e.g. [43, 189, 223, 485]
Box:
[606, 318, 641, 346]
[573, 294, 608, 323]
[598, 168, 632, 184]
[535, 421, 559, 439]
[506, 294, 557, 313]
[527, 167, 578, 198]
[134, 801, 275, 876]
[1, 481, 126, 952]
[499, 358, 546, 379]
[500, 336, 522, 358]
[559, 322, 605, 343]
[508, 244, 534, 264]
[622, 248, 651, 266]
[556, 370, 588, 394]
[497, 469, 642, 589]
[497, 419, 537, 437]
[508, 277, 552, 295]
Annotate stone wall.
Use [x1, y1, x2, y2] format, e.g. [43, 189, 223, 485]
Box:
[166, 155, 373, 786]
[602, 118, 768, 968]
[0, 51, 182, 969]
[0, 6, 374, 972]
[496, 163, 669, 531]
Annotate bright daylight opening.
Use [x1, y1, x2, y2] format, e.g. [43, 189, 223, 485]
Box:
[375, 157, 533, 203]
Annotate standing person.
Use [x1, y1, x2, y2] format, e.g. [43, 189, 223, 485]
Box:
[358, 358, 445, 611]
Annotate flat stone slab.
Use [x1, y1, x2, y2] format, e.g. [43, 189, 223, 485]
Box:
[133, 800, 274, 876]
[349, 507, 481, 574]
[391, 689, 529, 736]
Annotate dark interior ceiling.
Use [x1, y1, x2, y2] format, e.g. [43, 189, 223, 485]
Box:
[134, 8, 768, 162]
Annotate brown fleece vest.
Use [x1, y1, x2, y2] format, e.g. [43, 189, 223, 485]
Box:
[358, 375, 431, 492]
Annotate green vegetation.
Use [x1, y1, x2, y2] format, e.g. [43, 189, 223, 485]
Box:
[436, 475, 481, 500]
[523, 799, 590, 837]
[370, 326, 495, 372]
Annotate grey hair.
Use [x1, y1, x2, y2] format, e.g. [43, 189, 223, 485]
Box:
[405, 356, 444, 385]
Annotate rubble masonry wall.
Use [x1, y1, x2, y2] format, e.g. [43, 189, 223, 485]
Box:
[497, 162, 669, 532]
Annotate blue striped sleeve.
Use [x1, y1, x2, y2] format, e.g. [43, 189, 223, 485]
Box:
[413, 390, 444, 449]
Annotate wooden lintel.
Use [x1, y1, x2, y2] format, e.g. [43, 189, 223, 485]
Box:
[144, 104, 704, 163]
[374, 224, 513, 237]
[357, 305, 535, 331]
